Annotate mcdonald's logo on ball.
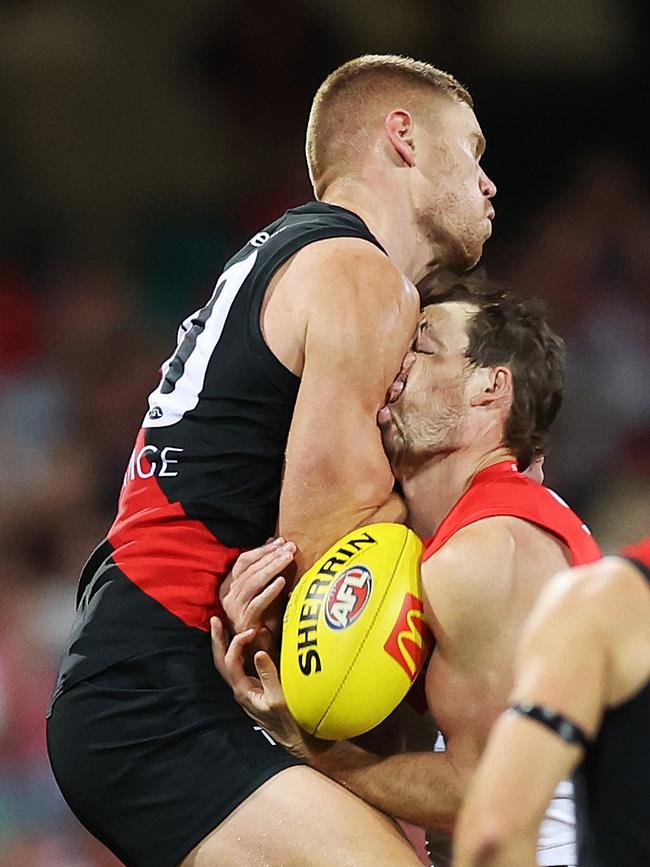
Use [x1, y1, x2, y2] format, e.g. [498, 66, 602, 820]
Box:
[383, 593, 429, 681]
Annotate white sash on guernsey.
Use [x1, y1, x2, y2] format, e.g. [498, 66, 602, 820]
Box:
[536, 779, 577, 867]
[431, 737, 576, 867]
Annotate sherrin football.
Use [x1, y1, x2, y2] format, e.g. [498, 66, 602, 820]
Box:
[280, 523, 430, 740]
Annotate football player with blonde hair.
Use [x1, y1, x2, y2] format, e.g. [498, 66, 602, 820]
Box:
[48, 55, 495, 867]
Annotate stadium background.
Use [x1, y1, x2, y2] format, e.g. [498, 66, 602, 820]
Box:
[0, 1, 648, 864]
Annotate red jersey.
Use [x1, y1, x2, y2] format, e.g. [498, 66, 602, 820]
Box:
[406, 460, 601, 713]
[422, 460, 601, 565]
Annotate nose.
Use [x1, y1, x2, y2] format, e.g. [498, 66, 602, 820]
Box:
[480, 167, 496, 199]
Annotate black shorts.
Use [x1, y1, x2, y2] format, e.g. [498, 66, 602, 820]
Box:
[46, 650, 302, 867]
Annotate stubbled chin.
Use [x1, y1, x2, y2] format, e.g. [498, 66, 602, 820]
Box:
[464, 236, 485, 269]
[445, 237, 482, 273]
[460, 223, 490, 269]
[379, 410, 407, 472]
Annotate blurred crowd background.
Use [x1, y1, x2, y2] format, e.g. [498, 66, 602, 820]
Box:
[0, 1, 648, 864]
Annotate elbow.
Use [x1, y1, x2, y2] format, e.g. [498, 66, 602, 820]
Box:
[456, 836, 505, 867]
[347, 461, 395, 509]
[455, 824, 505, 867]
[455, 817, 529, 867]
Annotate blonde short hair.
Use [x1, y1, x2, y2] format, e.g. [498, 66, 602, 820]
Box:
[306, 54, 472, 195]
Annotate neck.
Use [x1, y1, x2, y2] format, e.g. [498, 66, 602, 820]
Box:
[400, 445, 515, 539]
[321, 179, 442, 284]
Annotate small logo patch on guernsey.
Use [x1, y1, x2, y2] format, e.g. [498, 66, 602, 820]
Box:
[324, 566, 372, 631]
[384, 594, 429, 681]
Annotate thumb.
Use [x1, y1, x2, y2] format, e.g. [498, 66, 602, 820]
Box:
[253, 651, 282, 697]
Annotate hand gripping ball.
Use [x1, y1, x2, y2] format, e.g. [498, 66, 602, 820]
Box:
[280, 523, 431, 740]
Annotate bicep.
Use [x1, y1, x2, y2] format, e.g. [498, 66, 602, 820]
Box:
[278, 247, 418, 570]
[458, 709, 582, 856]
[512, 572, 608, 739]
[422, 524, 545, 764]
[459, 570, 610, 842]
[422, 530, 519, 718]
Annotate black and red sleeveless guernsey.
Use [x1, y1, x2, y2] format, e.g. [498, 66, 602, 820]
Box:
[421, 460, 601, 565]
[50, 201, 384, 703]
[574, 551, 650, 867]
[46, 203, 386, 867]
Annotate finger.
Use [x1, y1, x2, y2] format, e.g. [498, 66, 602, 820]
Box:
[223, 629, 260, 697]
[232, 539, 287, 578]
[226, 628, 262, 700]
[237, 550, 293, 603]
[226, 627, 258, 664]
[253, 651, 284, 703]
[225, 627, 259, 672]
[246, 576, 287, 623]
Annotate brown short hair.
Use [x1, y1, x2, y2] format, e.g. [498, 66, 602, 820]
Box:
[306, 54, 472, 196]
[428, 279, 566, 470]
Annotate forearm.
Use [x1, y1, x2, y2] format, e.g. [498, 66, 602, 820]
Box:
[280, 488, 405, 576]
[455, 833, 537, 867]
[454, 714, 580, 867]
[308, 740, 463, 833]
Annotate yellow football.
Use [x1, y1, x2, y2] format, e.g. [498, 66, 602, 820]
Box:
[280, 523, 430, 740]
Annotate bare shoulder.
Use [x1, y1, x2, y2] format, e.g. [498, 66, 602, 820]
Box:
[421, 518, 520, 637]
[518, 556, 650, 707]
[284, 236, 419, 322]
[533, 556, 650, 625]
[422, 514, 574, 644]
[292, 235, 401, 283]
[579, 556, 650, 601]
[423, 517, 519, 591]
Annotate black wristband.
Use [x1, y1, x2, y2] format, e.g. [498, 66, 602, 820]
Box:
[510, 701, 590, 751]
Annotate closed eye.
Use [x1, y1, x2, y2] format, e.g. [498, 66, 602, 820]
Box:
[414, 333, 440, 355]
[414, 318, 446, 354]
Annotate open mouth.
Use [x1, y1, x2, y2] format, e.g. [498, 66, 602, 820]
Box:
[377, 401, 408, 446]
[388, 351, 416, 403]
[386, 375, 407, 404]
[378, 351, 416, 422]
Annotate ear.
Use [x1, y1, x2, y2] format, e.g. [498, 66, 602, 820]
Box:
[469, 366, 512, 408]
[385, 110, 416, 167]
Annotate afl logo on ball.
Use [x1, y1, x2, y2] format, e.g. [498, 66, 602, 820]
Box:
[324, 566, 372, 631]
